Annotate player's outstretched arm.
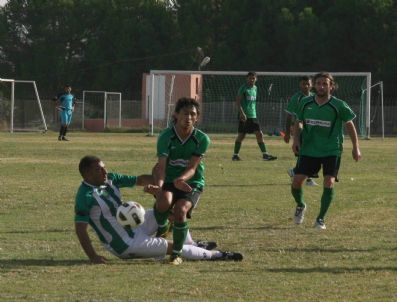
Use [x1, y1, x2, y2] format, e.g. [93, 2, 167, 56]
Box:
[173, 156, 202, 192]
[75, 222, 108, 264]
[284, 114, 293, 143]
[345, 121, 362, 162]
[292, 121, 302, 155]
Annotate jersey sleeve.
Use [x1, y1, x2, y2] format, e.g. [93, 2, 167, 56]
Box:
[74, 190, 92, 223]
[157, 130, 170, 158]
[237, 84, 245, 96]
[194, 133, 210, 157]
[108, 172, 137, 188]
[285, 95, 298, 116]
[339, 101, 356, 122]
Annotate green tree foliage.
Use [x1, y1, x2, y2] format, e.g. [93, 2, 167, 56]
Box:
[0, 0, 396, 97]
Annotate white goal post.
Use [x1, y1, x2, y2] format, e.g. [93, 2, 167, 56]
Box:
[0, 78, 48, 133]
[147, 70, 371, 138]
[82, 90, 122, 129]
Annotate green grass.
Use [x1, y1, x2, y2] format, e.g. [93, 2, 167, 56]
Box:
[0, 132, 396, 302]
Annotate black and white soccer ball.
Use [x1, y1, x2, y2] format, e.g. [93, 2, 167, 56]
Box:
[116, 201, 145, 227]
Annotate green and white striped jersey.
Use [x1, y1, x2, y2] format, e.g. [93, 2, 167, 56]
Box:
[74, 173, 137, 255]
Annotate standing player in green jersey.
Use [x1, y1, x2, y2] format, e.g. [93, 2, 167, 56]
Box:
[291, 72, 362, 230]
[232, 72, 277, 161]
[74, 155, 243, 264]
[284, 76, 318, 186]
[153, 97, 219, 265]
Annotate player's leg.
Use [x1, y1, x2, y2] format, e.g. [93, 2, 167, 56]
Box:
[62, 111, 73, 140]
[170, 198, 192, 264]
[153, 189, 173, 237]
[253, 119, 277, 160]
[59, 111, 67, 141]
[233, 132, 245, 160]
[292, 156, 321, 224]
[315, 156, 340, 229]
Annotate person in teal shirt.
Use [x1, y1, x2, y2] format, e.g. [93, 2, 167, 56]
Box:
[232, 72, 277, 161]
[291, 72, 362, 230]
[56, 84, 76, 141]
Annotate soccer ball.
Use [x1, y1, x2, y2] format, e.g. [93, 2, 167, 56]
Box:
[116, 201, 145, 227]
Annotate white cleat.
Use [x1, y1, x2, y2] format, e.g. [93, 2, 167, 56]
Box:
[305, 178, 319, 186]
[314, 219, 326, 230]
[294, 206, 306, 224]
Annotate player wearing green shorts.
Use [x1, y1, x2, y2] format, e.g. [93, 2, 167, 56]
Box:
[232, 71, 277, 161]
[284, 76, 318, 186]
[154, 97, 218, 265]
[291, 72, 362, 229]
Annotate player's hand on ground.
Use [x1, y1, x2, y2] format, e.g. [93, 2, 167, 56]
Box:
[173, 179, 192, 192]
[90, 254, 108, 264]
[144, 184, 160, 196]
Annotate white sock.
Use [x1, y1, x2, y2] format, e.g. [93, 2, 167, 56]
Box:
[184, 231, 194, 245]
[181, 245, 218, 260]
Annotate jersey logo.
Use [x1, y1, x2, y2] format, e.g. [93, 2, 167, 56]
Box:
[305, 119, 331, 127]
[169, 159, 189, 167]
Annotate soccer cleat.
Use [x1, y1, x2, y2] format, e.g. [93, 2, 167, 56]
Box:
[196, 240, 217, 251]
[232, 154, 241, 161]
[215, 251, 243, 261]
[61, 136, 69, 141]
[169, 254, 183, 265]
[314, 219, 326, 230]
[263, 153, 277, 161]
[305, 178, 319, 186]
[294, 206, 306, 224]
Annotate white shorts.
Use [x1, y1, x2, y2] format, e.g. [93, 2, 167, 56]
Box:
[117, 209, 168, 259]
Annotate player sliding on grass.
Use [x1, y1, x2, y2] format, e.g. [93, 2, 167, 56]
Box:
[232, 71, 277, 161]
[291, 72, 362, 230]
[74, 155, 243, 264]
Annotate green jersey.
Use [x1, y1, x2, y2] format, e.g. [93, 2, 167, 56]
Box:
[157, 126, 210, 188]
[238, 83, 257, 118]
[74, 173, 137, 255]
[296, 95, 356, 157]
[286, 91, 314, 117]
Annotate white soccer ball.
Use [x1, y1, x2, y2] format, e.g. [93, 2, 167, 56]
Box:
[116, 201, 145, 227]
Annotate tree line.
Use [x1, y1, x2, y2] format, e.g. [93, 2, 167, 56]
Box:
[0, 0, 396, 98]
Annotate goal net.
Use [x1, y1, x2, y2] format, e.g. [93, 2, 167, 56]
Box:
[0, 78, 47, 132]
[82, 91, 122, 130]
[146, 71, 371, 138]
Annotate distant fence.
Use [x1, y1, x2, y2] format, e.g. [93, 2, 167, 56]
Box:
[1, 97, 396, 136]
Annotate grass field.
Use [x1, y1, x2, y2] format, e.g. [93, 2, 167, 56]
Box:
[0, 132, 396, 302]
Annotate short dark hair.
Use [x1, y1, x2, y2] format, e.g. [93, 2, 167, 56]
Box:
[64, 84, 71, 88]
[247, 71, 256, 77]
[300, 76, 311, 82]
[174, 97, 200, 115]
[79, 155, 100, 176]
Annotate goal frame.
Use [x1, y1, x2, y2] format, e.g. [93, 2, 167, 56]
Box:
[82, 90, 122, 129]
[0, 78, 48, 133]
[148, 70, 371, 138]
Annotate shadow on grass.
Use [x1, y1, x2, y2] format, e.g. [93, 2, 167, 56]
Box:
[262, 246, 396, 253]
[266, 266, 397, 273]
[208, 183, 288, 187]
[0, 228, 72, 234]
[0, 259, 88, 267]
